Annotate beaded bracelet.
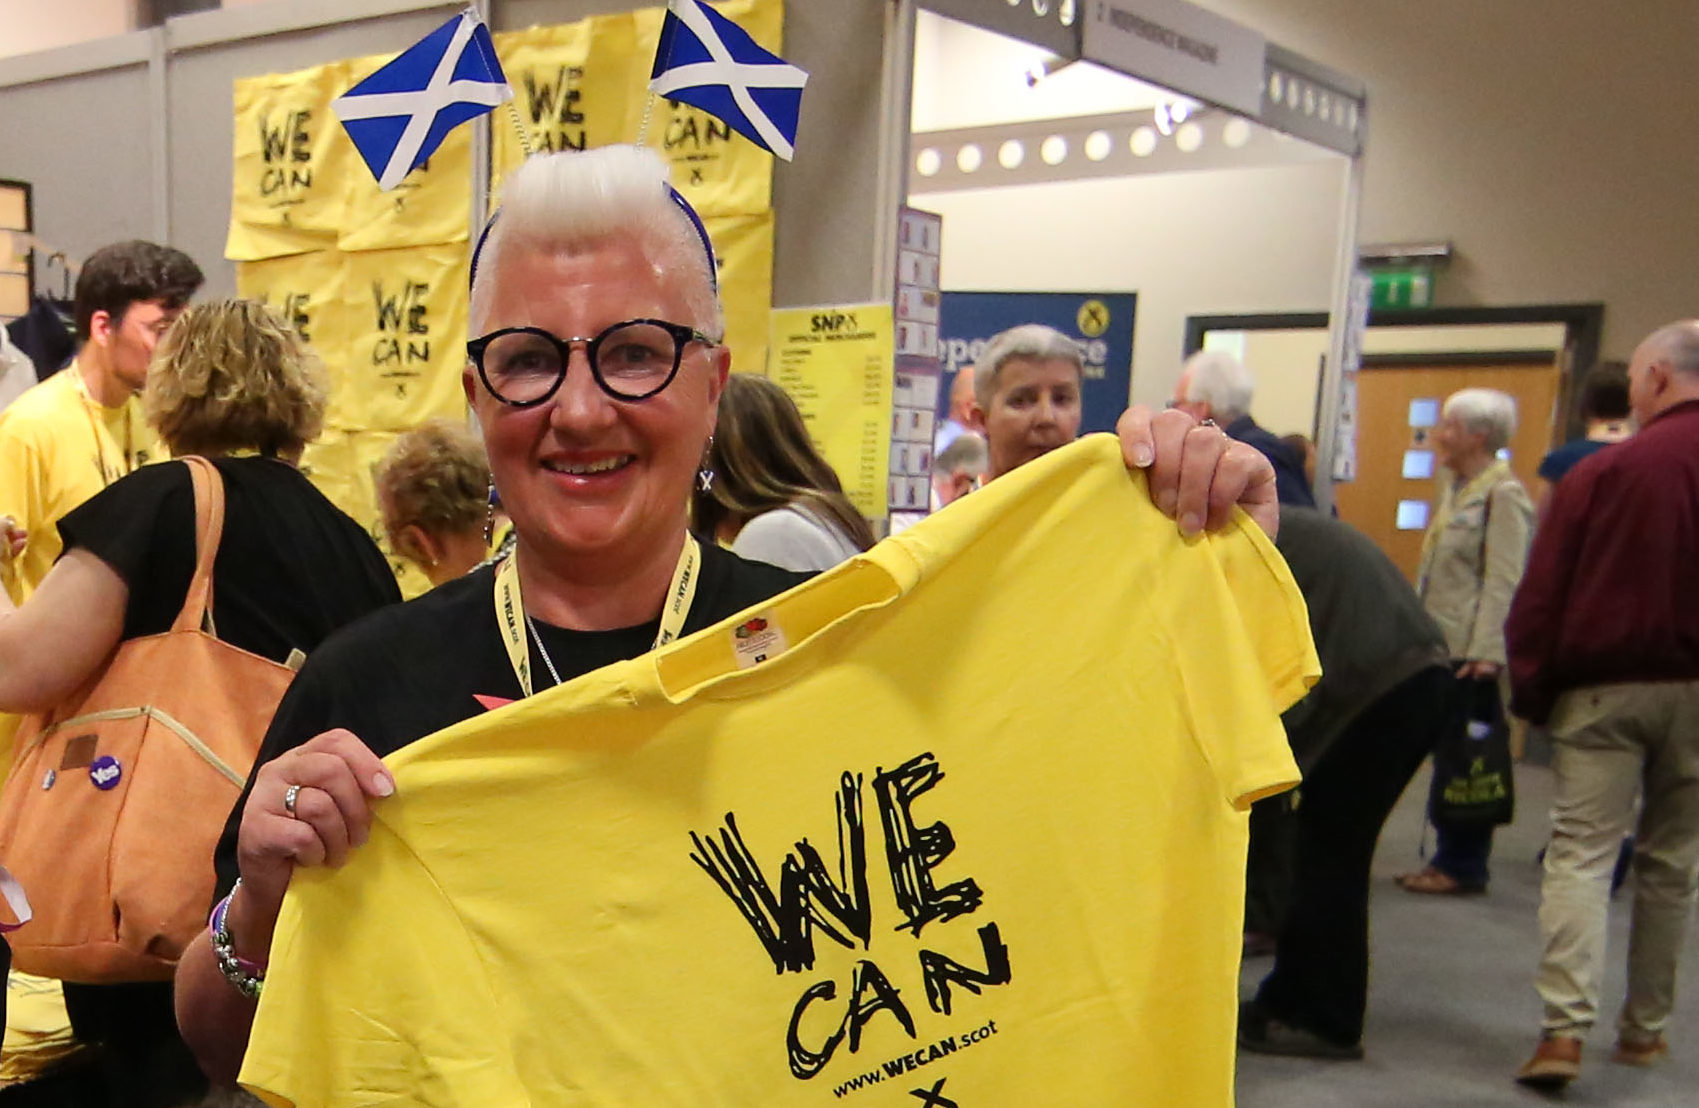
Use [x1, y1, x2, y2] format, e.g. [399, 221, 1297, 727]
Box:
[209, 878, 266, 999]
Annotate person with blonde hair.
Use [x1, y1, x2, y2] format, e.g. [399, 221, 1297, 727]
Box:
[376, 419, 495, 587]
[0, 297, 399, 1107]
[692, 373, 873, 572]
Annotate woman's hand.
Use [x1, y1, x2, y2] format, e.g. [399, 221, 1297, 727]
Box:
[227, 728, 395, 959]
[1457, 659, 1502, 680]
[1117, 406, 1279, 538]
[0, 516, 24, 564]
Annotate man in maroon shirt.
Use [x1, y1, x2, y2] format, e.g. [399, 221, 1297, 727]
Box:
[1508, 319, 1699, 1091]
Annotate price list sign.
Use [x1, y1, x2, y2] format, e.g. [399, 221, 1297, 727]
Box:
[767, 304, 896, 519]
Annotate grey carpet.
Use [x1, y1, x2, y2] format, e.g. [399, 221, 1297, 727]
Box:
[1237, 762, 1698, 1107]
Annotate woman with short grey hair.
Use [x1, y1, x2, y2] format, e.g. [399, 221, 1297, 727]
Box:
[1399, 386, 1534, 895]
[971, 324, 1085, 411]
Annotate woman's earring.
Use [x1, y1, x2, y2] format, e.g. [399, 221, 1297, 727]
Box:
[484, 479, 497, 545]
[697, 435, 716, 493]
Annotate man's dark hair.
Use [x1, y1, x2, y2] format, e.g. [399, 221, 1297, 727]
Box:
[74, 240, 204, 342]
[1578, 361, 1630, 422]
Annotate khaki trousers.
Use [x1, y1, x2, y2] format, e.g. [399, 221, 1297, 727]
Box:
[1536, 680, 1699, 1037]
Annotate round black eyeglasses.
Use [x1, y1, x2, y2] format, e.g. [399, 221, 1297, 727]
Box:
[467, 318, 719, 406]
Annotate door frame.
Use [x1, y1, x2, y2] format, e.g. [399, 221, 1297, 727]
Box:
[1183, 303, 1605, 440]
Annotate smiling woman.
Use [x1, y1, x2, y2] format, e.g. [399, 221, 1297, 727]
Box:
[172, 145, 1285, 1091]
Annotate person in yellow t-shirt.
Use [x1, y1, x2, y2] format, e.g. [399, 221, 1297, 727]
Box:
[0, 240, 202, 605]
[172, 145, 1282, 1091]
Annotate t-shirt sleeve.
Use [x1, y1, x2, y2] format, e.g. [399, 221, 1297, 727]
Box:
[1176, 515, 1318, 810]
[1213, 513, 1322, 715]
[241, 820, 522, 1108]
[57, 460, 197, 640]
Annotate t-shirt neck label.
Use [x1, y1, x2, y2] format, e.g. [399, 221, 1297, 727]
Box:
[730, 612, 788, 669]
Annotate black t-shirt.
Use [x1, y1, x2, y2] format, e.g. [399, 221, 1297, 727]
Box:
[212, 543, 809, 896]
[54, 456, 400, 1045]
[59, 456, 402, 663]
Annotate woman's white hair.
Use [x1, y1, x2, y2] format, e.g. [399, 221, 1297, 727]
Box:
[469, 146, 723, 338]
[1443, 387, 1518, 452]
[973, 324, 1085, 409]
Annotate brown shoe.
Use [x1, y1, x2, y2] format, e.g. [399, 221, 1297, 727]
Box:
[1396, 866, 1487, 895]
[1612, 1033, 1668, 1066]
[1515, 1035, 1582, 1090]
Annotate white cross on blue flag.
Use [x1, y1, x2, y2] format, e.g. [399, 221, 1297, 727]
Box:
[648, 0, 808, 162]
[333, 10, 512, 191]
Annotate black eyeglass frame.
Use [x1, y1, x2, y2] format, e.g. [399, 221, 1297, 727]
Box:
[466, 318, 720, 407]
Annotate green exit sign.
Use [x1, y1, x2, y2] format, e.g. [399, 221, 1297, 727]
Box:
[1371, 267, 1434, 310]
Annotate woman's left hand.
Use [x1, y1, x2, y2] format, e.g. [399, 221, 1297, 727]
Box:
[1117, 406, 1279, 538]
[0, 516, 24, 564]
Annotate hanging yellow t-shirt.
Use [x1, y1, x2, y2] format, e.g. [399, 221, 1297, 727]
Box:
[628, 0, 783, 219]
[335, 48, 475, 253]
[226, 63, 349, 261]
[0, 365, 165, 604]
[235, 249, 344, 348]
[706, 210, 774, 376]
[242, 435, 1316, 1108]
[327, 243, 470, 433]
[490, 15, 640, 196]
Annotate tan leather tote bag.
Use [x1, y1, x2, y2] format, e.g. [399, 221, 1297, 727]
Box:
[0, 457, 296, 982]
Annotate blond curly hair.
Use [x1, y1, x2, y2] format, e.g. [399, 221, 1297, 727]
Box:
[374, 419, 490, 551]
[143, 298, 327, 457]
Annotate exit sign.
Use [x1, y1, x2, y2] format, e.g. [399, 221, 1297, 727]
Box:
[1371, 267, 1434, 310]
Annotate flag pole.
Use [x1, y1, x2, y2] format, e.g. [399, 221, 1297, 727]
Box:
[635, 92, 659, 148]
[636, 0, 678, 147]
[505, 101, 536, 158]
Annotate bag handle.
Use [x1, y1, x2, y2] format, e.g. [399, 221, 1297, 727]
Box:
[171, 456, 227, 635]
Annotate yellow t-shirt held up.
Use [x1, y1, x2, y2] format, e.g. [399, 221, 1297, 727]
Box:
[243, 435, 1317, 1108]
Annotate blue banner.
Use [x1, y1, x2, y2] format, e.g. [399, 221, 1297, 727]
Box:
[939, 291, 1137, 436]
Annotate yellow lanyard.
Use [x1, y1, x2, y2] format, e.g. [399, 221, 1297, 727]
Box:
[493, 533, 702, 698]
[70, 366, 135, 488]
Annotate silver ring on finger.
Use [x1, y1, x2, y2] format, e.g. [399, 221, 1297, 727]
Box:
[1198, 418, 1218, 429]
[283, 783, 303, 818]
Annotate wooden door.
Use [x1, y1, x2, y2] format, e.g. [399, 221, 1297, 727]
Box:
[1334, 360, 1562, 581]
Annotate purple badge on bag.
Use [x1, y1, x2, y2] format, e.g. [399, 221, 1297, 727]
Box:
[89, 756, 122, 791]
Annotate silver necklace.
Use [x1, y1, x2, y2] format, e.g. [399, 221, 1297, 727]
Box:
[524, 614, 563, 690]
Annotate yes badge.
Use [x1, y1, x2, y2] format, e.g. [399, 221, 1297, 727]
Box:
[89, 756, 122, 791]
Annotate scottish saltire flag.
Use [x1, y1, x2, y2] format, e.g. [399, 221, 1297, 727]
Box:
[648, 0, 808, 161]
[333, 10, 512, 191]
